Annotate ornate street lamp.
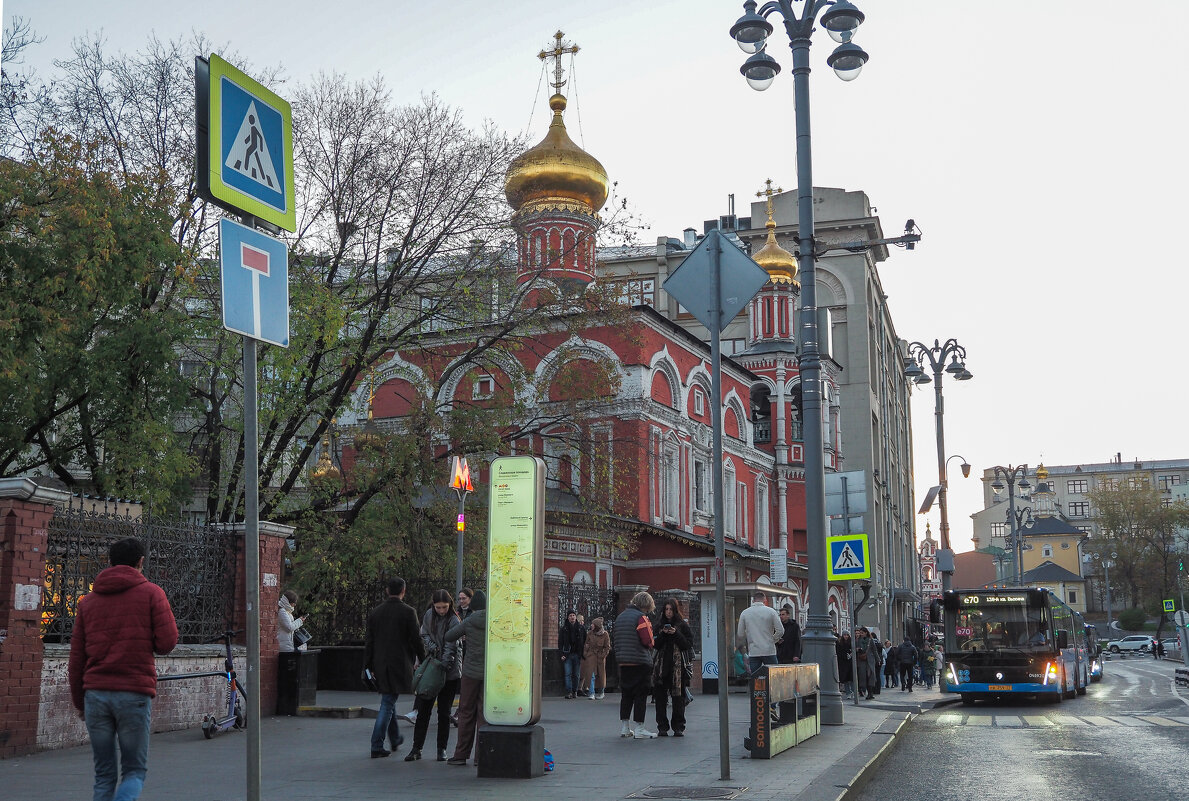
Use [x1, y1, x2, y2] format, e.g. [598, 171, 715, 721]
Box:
[905, 339, 973, 594]
[728, 0, 869, 734]
[990, 464, 1032, 584]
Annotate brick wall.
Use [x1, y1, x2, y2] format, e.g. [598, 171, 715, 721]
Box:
[37, 645, 235, 750]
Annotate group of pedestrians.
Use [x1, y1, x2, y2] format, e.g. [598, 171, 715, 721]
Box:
[363, 580, 486, 767]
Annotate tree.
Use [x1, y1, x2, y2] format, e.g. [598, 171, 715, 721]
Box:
[0, 132, 197, 509]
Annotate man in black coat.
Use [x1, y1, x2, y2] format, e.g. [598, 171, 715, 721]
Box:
[776, 604, 802, 664]
[364, 577, 426, 758]
[559, 610, 587, 698]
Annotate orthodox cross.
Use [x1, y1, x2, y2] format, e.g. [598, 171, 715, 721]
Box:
[757, 178, 783, 222]
[539, 30, 580, 92]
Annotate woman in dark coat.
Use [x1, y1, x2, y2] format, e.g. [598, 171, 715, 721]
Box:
[652, 597, 694, 736]
[405, 589, 462, 762]
[836, 631, 854, 699]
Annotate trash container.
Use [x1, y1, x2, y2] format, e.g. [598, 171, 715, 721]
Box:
[277, 650, 319, 715]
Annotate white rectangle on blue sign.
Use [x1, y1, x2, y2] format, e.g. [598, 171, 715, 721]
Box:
[220, 218, 289, 347]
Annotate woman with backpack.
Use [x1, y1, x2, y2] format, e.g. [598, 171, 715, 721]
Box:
[652, 597, 694, 736]
[405, 589, 461, 762]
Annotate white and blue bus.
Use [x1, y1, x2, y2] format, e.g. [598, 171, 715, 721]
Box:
[938, 588, 1091, 704]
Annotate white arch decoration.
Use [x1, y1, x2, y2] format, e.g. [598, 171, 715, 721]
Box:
[648, 348, 682, 409]
[342, 353, 433, 426]
[533, 336, 628, 402]
[435, 348, 533, 411]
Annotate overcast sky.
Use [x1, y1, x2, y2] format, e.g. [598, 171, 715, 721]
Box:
[6, 0, 1188, 554]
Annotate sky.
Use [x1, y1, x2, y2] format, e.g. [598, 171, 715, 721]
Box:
[5, 0, 1189, 554]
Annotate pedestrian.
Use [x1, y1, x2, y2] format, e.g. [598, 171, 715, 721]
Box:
[276, 589, 306, 653]
[836, 631, 853, 698]
[613, 591, 658, 738]
[445, 590, 487, 766]
[560, 609, 587, 698]
[736, 590, 784, 675]
[580, 616, 611, 700]
[883, 639, 899, 688]
[776, 604, 802, 664]
[933, 643, 945, 687]
[457, 587, 474, 620]
[364, 577, 426, 758]
[652, 597, 693, 737]
[854, 627, 878, 700]
[405, 589, 461, 762]
[896, 636, 918, 692]
[1155, 638, 1166, 660]
[68, 537, 178, 801]
[920, 643, 936, 688]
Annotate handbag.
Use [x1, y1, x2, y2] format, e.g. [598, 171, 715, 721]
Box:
[293, 626, 312, 647]
[361, 668, 379, 693]
[683, 687, 694, 706]
[412, 656, 447, 699]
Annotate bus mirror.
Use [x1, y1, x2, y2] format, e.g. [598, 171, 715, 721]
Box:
[1056, 629, 1069, 649]
[928, 599, 942, 624]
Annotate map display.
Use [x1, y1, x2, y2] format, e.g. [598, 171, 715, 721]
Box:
[484, 456, 544, 726]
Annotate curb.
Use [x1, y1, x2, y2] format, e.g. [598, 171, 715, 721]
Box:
[794, 712, 911, 801]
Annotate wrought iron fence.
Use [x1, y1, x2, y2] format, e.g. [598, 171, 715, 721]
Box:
[43, 501, 236, 644]
[308, 576, 488, 646]
[556, 580, 619, 634]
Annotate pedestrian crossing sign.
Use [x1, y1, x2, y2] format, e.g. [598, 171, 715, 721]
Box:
[826, 533, 870, 581]
[203, 54, 295, 231]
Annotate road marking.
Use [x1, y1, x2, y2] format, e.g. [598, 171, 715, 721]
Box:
[934, 714, 964, 726]
[1080, 716, 1121, 726]
[1023, 716, 1053, 727]
[964, 716, 994, 726]
[1049, 716, 1087, 725]
[993, 716, 1025, 727]
[1136, 716, 1186, 726]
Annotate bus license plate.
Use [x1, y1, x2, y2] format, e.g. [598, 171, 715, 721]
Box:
[988, 684, 1012, 691]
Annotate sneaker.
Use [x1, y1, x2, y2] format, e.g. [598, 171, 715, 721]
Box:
[620, 720, 632, 738]
[595, 691, 605, 700]
[447, 757, 467, 767]
[673, 731, 684, 737]
[565, 691, 574, 699]
[371, 749, 391, 758]
[398, 710, 418, 724]
[633, 725, 658, 739]
[589, 692, 597, 700]
[657, 730, 669, 737]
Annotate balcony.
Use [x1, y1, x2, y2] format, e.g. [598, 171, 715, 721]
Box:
[754, 420, 771, 443]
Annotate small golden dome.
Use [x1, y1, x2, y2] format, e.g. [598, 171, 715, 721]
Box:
[1036, 464, 1048, 481]
[504, 94, 609, 215]
[752, 219, 799, 285]
[309, 434, 341, 482]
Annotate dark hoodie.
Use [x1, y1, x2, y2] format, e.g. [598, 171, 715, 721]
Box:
[445, 589, 486, 679]
[68, 565, 178, 711]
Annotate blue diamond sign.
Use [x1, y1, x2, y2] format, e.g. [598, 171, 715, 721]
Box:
[203, 54, 295, 232]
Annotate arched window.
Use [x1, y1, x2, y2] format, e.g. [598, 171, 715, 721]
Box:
[724, 460, 737, 536]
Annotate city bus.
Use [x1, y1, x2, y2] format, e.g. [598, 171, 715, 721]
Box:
[937, 587, 1090, 704]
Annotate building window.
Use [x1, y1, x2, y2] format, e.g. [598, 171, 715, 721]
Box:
[1068, 590, 1078, 605]
[724, 461, 736, 537]
[614, 278, 655, 307]
[1067, 479, 1088, 494]
[473, 375, 495, 399]
[663, 441, 679, 522]
[1158, 474, 1181, 491]
[756, 482, 769, 549]
[694, 459, 708, 512]
[738, 484, 748, 544]
[1068, 501, 1089, 517]
[1075, 525, 1093, 534]
[693, 388, 705, 416]
[1042, 544, 1053, 558]
[991, 522, 1006, 538]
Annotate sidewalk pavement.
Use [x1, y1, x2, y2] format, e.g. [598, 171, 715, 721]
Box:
[0, 682, 953, 801]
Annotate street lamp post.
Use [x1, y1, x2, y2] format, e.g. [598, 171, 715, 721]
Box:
[1091, 551, 1117, 631]
[729, 0, 870, 730]
[1003, 504, 1032, 583]
[990, 465, 1031, 584]
[904, 339, 973, 594]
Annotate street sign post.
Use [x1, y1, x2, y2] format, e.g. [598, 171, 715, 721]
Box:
[198, 54, 296, 231]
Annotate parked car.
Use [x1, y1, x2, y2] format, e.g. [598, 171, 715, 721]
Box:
[1106, 635, 1153, 653]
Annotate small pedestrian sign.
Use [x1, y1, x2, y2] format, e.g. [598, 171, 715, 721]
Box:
[826, 533, 871, 581]
[1165, 599, 1176, 613]
[201, 54, 295, 231]
[220, 218, 289, 347]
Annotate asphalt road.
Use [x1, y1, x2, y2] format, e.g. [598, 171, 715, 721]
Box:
[851, 655, 1189, 801]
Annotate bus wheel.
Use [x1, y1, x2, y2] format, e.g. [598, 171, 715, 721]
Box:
[1076, 683, 1087, 696]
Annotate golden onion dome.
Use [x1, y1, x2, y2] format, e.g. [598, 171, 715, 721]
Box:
[752, 219, 799, 285]
[1036, 464, 1048, 482]
[309, 434, 341, 482]
[504, 94, 609, 215]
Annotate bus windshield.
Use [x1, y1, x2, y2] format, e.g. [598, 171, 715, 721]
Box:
[951, 596, 1050, 653]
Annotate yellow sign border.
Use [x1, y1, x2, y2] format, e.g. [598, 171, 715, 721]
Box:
[826, 532, 871, 581]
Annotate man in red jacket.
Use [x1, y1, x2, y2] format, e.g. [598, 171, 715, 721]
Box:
[69, 537, 178, 801]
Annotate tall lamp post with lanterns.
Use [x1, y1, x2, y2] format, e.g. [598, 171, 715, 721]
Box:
[1090, 551, 1117, 631]
[905, 339, 973, 593]
[728, 0, 870, 732]
[990, 464, 1031, 584]
[449, 456, 473, 596]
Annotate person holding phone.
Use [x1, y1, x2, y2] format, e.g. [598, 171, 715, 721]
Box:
[652, 597, 693, 737]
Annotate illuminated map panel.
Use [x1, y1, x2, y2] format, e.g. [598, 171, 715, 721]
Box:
[484, 456, 544, 726]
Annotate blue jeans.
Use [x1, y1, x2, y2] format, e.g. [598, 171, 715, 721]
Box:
[748, 654, 778, 676]
[84, 689, 152, 801]
[370, 693, 403, 752]
[563, 653, 582, 692]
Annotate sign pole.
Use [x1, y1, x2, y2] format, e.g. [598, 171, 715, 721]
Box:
[709, 233, 730, 781]
[243, 335, 262, 801]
